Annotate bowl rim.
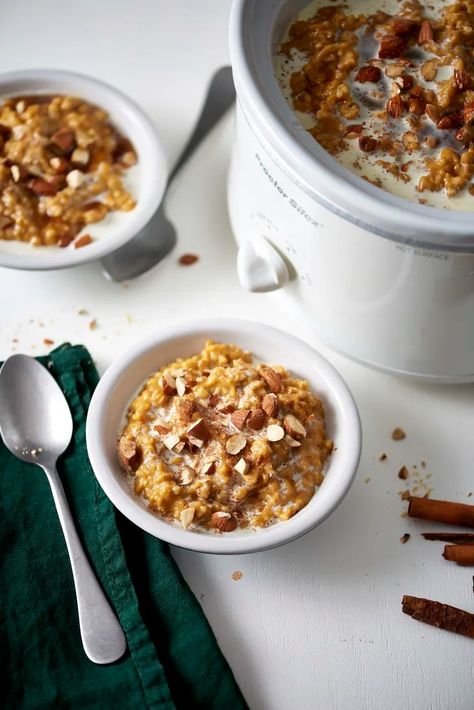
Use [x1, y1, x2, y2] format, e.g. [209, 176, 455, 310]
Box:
[0, 68, 168, 270]
[86, 318, 362, 554]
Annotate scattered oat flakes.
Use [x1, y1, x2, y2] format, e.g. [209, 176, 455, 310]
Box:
[400, 533, 410, 544]
[364, 477, 371, 484]
[178, 253, 199, 266]
[421, 461, 427, 468]
[77, 308, 88, 315]
[379, 453, 387, 461]
[392, 427, 406, 441]
[232, 571, 243, 581]
[89, 319, 98, 331]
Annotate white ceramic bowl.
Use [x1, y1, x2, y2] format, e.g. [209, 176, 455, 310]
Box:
[86, 319, 362, 554]
[0, 69, 167, 270]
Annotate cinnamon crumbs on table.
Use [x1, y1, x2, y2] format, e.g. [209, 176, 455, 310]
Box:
[178, 253, 199, 266]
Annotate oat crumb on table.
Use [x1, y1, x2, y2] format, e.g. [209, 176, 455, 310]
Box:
[232, 571, 243, 581]
[400, 533, 411, 544]
[392, 427, 406, 441]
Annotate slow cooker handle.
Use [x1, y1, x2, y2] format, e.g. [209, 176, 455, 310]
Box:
[237, 236, 289, 293]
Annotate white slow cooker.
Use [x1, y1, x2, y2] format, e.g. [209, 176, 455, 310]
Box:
[227, 0, 474, 383]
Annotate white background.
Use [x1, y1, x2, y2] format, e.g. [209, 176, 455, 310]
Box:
[1, 2, 473, 708]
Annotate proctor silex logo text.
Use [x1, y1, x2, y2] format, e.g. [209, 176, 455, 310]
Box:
[255, 153, 321, 229]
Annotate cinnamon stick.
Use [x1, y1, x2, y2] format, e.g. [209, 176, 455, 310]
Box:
[402, 595, 474, 639]
[407, 496, 474, 528]
[422, 532, 474, 544]
[443, 544, 474, 566]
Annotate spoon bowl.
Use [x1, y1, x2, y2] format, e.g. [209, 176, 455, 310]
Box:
[0, 355, 72, 465]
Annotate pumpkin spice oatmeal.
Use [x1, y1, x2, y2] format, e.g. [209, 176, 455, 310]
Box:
[118, 341, 333, 533]
[276, 0, 474, 210]
[0, 94, 137, 248]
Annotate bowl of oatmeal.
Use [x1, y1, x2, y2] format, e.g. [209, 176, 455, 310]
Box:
[0, 69, 167, 269]
[228, 0, 474, 382]
[86, 319, 361, 554]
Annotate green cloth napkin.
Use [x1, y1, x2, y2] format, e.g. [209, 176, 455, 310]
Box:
[0, 344, 247, 710]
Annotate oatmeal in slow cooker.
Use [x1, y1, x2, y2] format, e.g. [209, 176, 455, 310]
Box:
[0, 94, 137, 247]
[276, 0, 474, 210]
[118, 341, 333, 533]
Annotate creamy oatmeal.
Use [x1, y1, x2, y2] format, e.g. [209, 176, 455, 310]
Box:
[118, 341, 333, 533]
[0, 94, 137, 248]
[276, 0, 474, 210]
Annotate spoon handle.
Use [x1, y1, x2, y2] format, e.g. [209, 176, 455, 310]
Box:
[43, 462, 127, 664]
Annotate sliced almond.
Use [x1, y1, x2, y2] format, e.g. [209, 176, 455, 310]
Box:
[231, 409, 250, 430]
[260, 366, 283, 393]
[187, 417, 210, 440]
[180, 507, 195, 530]
[187, 435, 204, 449]
[175, 376, 186, 397]
[234, 457, 249, 475]
[226, 433, 247, 455]
[211, 511, 238, 532]
[177, 466, 195, 486]
[154, 422, 171, 435]
[201, 460, 216, 475]
[217, 402, 236, 414]
[247, 408, 266, 430]
[283, 415, 306, 439]
[266, 424, 285, 442]
[163, 433, 180, 450]
[66, 169, 85, 189]
[118, 436, 141, 471]
[262, 393, 279, 418]
[174, 441, 186, 453]
[161, 371, 176, 395]
[286, 435, 302, 448]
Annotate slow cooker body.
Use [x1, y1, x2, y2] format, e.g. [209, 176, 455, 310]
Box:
[228, 0, 474, 383]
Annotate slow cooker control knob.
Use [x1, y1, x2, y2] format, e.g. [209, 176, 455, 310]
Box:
[237, 236, 289, 293]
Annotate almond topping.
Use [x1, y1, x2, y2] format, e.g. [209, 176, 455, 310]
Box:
[398, 74, 414, 91]
[262, 393, 279, 418]
[408, 96, 425, 115]
[201, 460, 216, 475]
[418, 21, 433, 44]
[392, 18, 418, 37]
[30, 177, 62, 196]
[174, 441, 186, 453]
[378, 34, 406, 60]
[234, 457, 249, 475]
[463, 100, 474, 124]
[387, 95, 404, 118]
[177, 466, 195, 486]
[154, 422, 171, 435]
[163, 433, 181, 450]
[180, 507, 195, 530]
[385, 63, 405, 78]
[187, 436, 204, 449]
[226, 433, 247, 455]
[161, 371, 176, 395]
[283, 414, 306, 440]
[51, 129, 75, 153]
[247, 408, 266, 430]
[260, 366, 283, 393]
[175, 376, 186, 397]
[455, 69, 473, 92]
[187, 417, 210, 441]
[211, 511, 237, 532]
[425, 104, 441, 123]
[231, 409, 250, 430]
[286, 435, 302, 448]
[355, 65, 381, 83]
[266, 424, 285, 442]
[74, 234, 93, 249]
[436, 116, 453, 130]
[118, 436, 141, 471]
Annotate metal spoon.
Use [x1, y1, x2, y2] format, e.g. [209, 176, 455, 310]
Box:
[101, 65, 235, 282]
[0, 354, 126, 665]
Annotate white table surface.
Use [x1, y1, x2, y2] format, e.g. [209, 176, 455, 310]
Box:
[1, 2, 473, 708]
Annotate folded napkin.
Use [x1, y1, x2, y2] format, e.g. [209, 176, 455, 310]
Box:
[0, 344, 247, 709]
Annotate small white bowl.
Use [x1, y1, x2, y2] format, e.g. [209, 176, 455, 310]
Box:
[0, 69, 167, 270]
[86, 320, 362, 554]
